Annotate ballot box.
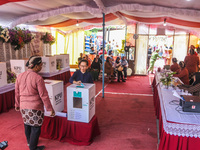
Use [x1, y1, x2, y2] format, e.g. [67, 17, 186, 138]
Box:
[10, 59, 28, 76]
[55, 54, 70, 69]
[67, 83, 95, 123]
[40, 56, 56, 73]
[44, 79, 64, 112]
[0, 62, 7, 87]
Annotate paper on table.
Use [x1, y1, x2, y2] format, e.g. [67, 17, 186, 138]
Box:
[172, 90, 184, 101]
[44, 111, 67, 117]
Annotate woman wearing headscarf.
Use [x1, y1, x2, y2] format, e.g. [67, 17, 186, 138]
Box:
[170, 58, 179, 72]
[114, 57, 125, 82]
[178, 72, 200, 96]
[105, 57, 114, 76]
[15, 56, 55, 150]
[173, 61, 189, 85]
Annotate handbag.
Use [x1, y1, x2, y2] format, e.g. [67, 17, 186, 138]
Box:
[117, 66, 123, 71]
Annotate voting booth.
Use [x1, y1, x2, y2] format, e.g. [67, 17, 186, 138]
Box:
[40, 56, 56, 73]
[0, 62, 7, 87]
[10, 59, 28, 76]
[55, 54, 69, 69]
[67, 83, 95, 123]
[44, 79, 64, 112]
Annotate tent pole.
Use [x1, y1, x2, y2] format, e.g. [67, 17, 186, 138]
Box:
[102, 13, 105, 98]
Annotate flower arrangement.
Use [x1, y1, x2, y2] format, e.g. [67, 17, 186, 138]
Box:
[9, 28, 25, 50]
[41, 32, 55, 45]
[160, 72, 176, 89]
[7, 69, 16, 83]
[0, 26, 10, 42]
[22, 29, 34, 44]
[9, 27, 34, 50]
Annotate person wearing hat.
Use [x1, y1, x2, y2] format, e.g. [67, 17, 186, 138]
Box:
[170, 58, 179, 72]
[15, 56, 55, 150]
[147, 49, 162, 74]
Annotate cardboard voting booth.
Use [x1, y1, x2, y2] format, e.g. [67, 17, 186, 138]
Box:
[40, 56, 56, 73]
[55, 54, 69, 69]
[44, 79, 64, 112]
[67, 83, 95, 123]
[0, 62, 7, 87]
[10, 59, 28, 76]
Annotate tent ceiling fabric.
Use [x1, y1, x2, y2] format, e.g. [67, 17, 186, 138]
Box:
[1, 0, 200, 33]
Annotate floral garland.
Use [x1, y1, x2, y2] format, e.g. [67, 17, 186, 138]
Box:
[0, 26, 10, 42]
[41, 32, 55, 45]
[7, 69, 16, 83]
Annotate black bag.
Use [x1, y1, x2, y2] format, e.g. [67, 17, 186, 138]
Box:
[0, 141, 8, 150]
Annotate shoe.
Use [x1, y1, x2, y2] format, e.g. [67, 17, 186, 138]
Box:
[118, 80, 120, 82]
[36, 145, 45, 150]
[124, 77, 127, 80]
[122, 79, 126, 82]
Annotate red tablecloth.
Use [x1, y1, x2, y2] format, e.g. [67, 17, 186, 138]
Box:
[40, 115, 100, 146]
[152, 77, 200, 150]
[0, 90, 15, 113]
[43, 71, 71, 84]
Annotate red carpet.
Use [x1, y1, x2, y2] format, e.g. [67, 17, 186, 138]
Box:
[0, 75, 157, 150]
[105, 76, 153, 95]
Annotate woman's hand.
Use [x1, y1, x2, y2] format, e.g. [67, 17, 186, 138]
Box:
[73, 81, 82, 85]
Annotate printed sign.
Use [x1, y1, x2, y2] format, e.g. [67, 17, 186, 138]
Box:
[14, 66, 22, 74]
[55, 92, 62, 105]
[51, 61, 55, 67]
[90, 97, 95, 110]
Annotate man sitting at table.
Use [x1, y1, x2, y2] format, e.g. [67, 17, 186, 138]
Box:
[69, 60, 93, 85]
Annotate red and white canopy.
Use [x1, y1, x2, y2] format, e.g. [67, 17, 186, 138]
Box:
[1, 0, 200, 33]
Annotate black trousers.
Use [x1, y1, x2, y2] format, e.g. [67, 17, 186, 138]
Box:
[24, 124, 41, 150]
[123, 67, 127, 78]
[117, 70, 124, 80]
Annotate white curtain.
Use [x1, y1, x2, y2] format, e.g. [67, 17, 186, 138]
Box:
[135, 35, 148, 75]
[173, 35, 189, 62]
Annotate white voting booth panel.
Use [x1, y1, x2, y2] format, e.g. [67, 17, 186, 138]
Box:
[40, 56, 56, 73]
[0, 62, 7, 87]
[55, 54, 70, 69]
[67, 83, 95, 123]
[10, 59, 28, 76]
[44, 80, 64, 112]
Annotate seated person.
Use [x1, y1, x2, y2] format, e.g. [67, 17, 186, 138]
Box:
[178, 72, 200, 96]
[114, 57, 125, 82]
[83, 55, 92, 68]
[69, 60, 93, 85]
[170, 58, 179, 72]
[91, 57, 101, 81]
[173, 61, 189, 85]
[121, 56, 128, 79]
[89, 47, 96, 55]
[105, 57, 114, 76]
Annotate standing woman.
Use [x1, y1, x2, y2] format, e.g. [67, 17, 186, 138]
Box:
[15, 56, 55, 150]
[114, 57, 125, 82]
